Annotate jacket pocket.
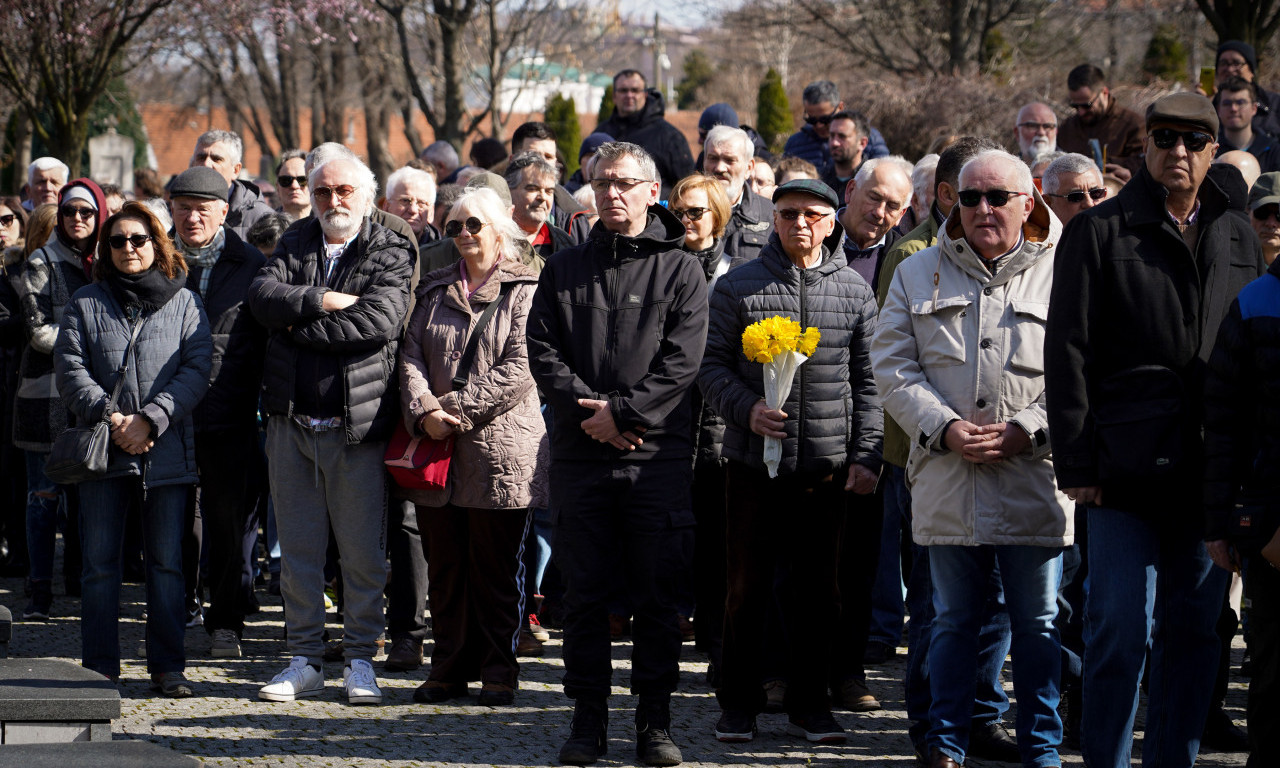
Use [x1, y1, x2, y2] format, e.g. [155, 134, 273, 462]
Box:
[1094, 365, 1186, 482]
[1007, 298, 1049, 374]
[909, 296, 970, 368]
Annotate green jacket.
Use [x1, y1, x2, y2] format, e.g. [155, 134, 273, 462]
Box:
[876, 211, 941, 468]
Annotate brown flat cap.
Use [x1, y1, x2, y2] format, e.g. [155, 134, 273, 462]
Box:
[1145, 92, 1219, 137]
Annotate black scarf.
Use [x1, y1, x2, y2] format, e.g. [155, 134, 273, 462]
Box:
[690, 239, 726, 282]
[105, 267, 186, 313]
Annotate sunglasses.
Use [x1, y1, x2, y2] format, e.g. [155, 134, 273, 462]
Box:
[61, 205, 96, 220]
[803, 113, 835, 126]
[1252, 205, 1280, 222]
[312, 185, 356, 201]
[444, 217, 489, 238]
[277, 175, 307, 188]
[672, 207, 709, 222]
[0, 213, 16, 227]
[589, 177, 650, 193]
[958, 189, 1029, 208]
[1068, 93, 1101, 111]
[777, 209, 831, 224]
[1150, 128, 1214, 153]
[108, 233, 152, 250]
[1045, 188, 1107, 204]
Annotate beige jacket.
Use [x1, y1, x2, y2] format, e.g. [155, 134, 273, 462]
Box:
[397, 259, 548, 509]
[871, 191, 1073, 547]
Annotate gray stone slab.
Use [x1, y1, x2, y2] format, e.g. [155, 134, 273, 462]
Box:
[0, 739, 200, 766]
[0, 658, 121, 721]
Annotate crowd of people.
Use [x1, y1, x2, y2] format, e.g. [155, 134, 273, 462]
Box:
[0, 39, 1278, 768]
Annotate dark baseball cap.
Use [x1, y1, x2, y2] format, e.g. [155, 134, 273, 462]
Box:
[772, 178, 839, 209]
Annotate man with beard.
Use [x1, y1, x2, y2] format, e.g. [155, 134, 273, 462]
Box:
[820, 112, 871, 206]
[505, 152, 573, 261]
[1057, 65, 1145, 182]
[382, 166, 439, 246]
[249, 155, 413, 707]
[782, 81, 889, 169]
[1014, 102, 1060, 165]
[704, 125, 773, 264]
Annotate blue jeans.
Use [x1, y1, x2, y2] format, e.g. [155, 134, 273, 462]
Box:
[928, 544, 1063, 767]
[80, 478, 189, 678]
[24, 451, 61, 582]
[1082, 506, 1226, 768]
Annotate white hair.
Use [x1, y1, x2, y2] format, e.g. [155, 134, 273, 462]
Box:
[421, 141, 460, 173]
[143, 197, 172, 232]
[1041, 153, 1103, 196]
[911, 154, 940, 202]
[447, 187, 524, 264]
[305, 142, 357, 176]
[195, 130, 244, 165]
[28, 157, 69, 188]
[385, 166, 436, 206]
[960, 149, 1035, 196]
[704, 125, 753, 160]
[309, 156, 379, 220]
[572, 184, 596, 212]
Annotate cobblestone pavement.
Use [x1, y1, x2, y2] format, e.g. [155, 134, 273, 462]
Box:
[0, 567, 1251, 767]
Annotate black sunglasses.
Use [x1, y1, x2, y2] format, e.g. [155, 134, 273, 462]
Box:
[61, 205, 96, 220]
[1252, 205, 1280, 222]
[108, 233, 153, 249]
[1068, 92, 1101, 111]
[803, 113, 835, 126]
[1150, 128, 1214, 153]
[0, 213, 16, 227]
[958, 189, 1029, 208]
[277, 175, 307, 188]
[1045, 188, 1107, 204]
[444, 217, 489, 238]
[672, 207, 709, 222]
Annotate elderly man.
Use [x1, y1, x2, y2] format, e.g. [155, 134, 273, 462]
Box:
[383, 165, 438, 245]
[189, 130, 274, 239]
[820, 112, 871, 205]
[528, 141, 707, 767]
[1046, 92, 1266, 768]
[596, 70, 694, 196]
[169, 166, 267, 659]
[874, 149, 1070, 768]
[421, 140, 461, 182]
[1015, 102, 1060, 165]
[700, 178, 881, 746]
[511, 122, 591, 242]
[836, 155, 913, 290]
[1250, 172, 1280, 265]
[1042, 153, 1106, 224]
[782, 81, 889, 169]
[505, 152, 573, 261]
[1216, 77, 1280, 173]
[704, 125, 773, 263]
[1057, 65, 1145, 182]
[248, 155, 414, 707]
[25, 157, 68, 210]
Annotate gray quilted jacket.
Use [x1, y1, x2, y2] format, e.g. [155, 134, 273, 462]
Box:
[54, 283, 212, 487]
[397, 259, 548, 509]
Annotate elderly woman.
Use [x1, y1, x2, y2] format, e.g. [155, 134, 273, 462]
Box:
[397, 187, 546, 708]
[54, 201, 211, 695]
[13, 181, 107, 619]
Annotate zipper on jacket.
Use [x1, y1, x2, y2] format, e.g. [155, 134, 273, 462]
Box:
[602, 234, 620, 395]
[798, 268, 808, 465]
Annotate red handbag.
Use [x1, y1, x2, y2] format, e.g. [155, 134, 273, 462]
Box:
[384, 424, 453, 490]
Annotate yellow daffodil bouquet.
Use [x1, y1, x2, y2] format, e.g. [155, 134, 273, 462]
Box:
[741, 315, 821, 477]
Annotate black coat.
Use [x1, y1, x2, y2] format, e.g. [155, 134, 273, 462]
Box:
[184, 228, 267, 433]
[596, 90, 695, 197]
[1203, 257, 1280, 541]
[527, 205, 709, 462]
[1045, 165, 1266, 513]
[249, 216, 413, 445]
[722, 183, 773, 266]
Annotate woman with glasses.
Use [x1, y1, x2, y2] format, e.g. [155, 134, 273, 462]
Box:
[12, 180, 107, 618]
[397, 187, 546, 707]
[55, 201, 211, 695]
[275, 149, 310, 221]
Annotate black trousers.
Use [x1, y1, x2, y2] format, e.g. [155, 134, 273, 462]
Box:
[692, 462, 727, 665]
[830, 481, 883, 687]
[420, 504, 530, 688]
[386, 499, 429, 641]
[552, 458, 694, 701]
[718, 462, 844, 715]
[195, 427, 260, 635]
[1246, 553, 1280, 768]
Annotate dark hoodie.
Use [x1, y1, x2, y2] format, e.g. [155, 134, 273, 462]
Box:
[527, 204, 709, 461]
[56, 179, 108, 278]
[596, 89, 696, 197]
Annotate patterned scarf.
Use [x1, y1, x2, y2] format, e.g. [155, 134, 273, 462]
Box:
[180, 226, 226, 270]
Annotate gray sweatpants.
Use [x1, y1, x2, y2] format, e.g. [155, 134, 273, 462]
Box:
[267, 417, 388, 665]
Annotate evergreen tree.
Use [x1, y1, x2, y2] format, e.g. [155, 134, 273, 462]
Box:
[676, 50, 715, 110]
[597, 84, 615, 126]
[757, 68, 791, 153]
[1142, 25, 1189, 82]
[545, 93, 581, 176]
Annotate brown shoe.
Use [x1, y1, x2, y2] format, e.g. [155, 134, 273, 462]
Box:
[413, 680, 468, 703]
[478, 682, 515, 706]
[832, 677, 881, 712]
[928, 747, 961, 768]
[516, 627, 545, 657]
[384, 637, 423, 671]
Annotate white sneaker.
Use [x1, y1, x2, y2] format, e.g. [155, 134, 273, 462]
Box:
[259, 656, 324, 702]
[210, 628, 242, 658]
[343, 658, 382, 705]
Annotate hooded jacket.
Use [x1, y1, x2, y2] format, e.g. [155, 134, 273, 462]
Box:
[226, 179, 276, 242]
[596, 89, 695, 196]
[398, 259, 548, 509]
[527, 205, 709, 462]
[722, 182, 774, 266]
[781, 123, 891, 169]
[873, 190, 1072, 547]
[699, 235, 882, 479]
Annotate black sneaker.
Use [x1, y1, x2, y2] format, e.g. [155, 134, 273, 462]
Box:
[715, 709, 757, 742]
[559, 700, 608, 765]
[150, 671, 194, 698]
[636, 726, 682, 766]
[786, 711, 847, 744]
[22, 580, 53, 621]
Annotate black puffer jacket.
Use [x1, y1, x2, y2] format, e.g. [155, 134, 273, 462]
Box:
[596, 90, 695, 196]
[722, 183, 773, 266]
[1046, 165, 1266, 513]
[527, 205, 708, 462]
[699, 236, 882, 477]
[184, 228, 267, 433]
[1203, 257, 1280, 541]
[249, 216, 413, 445]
